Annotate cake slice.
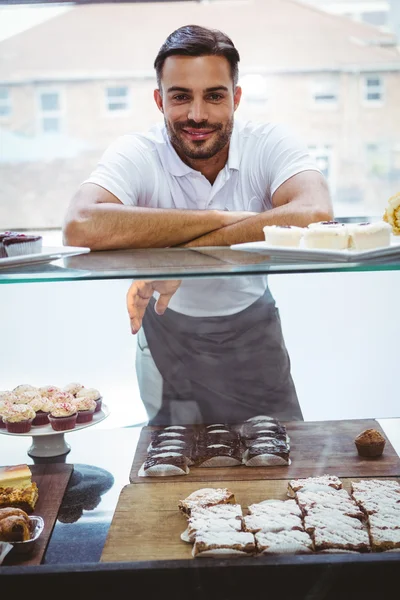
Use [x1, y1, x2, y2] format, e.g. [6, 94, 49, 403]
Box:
[304, 507, 366, 535]
[243, 511, 303, 534]
[295, 487, 363, 519]
[255, 529, 313, 554]
[247, 498, 302, 518]
[192, 530, 256, 557]
[369, 526, 400, 551]
[287, 475, 343, 498]
[178, 488, 236, 517]
[0, 464, 38, 513]
[312, 524, 370, 552]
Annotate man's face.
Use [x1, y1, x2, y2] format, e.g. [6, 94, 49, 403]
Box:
[154, 55, 241, 161]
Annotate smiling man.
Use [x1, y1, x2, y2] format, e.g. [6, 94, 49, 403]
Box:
[63, 25, 333, 425]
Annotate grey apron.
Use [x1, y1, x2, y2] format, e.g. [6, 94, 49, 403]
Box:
[142, 287, 303, 425]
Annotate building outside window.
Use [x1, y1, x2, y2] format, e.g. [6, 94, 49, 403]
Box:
[363, 75, 384, 104]
[239, 74, 268, 107]
[105, 86, 130, 113]
[0, 86, 11, 117]
[37, 89, 63, 133]
[312, 77, 339, 107]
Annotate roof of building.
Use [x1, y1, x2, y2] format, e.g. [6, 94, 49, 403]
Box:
[0, 0, 399, 82]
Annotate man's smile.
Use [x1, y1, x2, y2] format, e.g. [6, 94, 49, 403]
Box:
[181, 128, 216, 141]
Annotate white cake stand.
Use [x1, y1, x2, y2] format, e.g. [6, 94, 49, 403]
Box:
[0, 404, 110, 457]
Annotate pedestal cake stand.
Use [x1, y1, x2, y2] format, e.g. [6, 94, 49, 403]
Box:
[0, 404, 110, 457]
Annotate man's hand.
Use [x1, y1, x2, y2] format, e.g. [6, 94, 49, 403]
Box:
[126, 280, 181, 334]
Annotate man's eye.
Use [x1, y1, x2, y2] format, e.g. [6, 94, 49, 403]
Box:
[173, 94, 189, 101]
[208, 93, 223, 101]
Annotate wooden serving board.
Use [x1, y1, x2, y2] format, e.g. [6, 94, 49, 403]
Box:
[130, 419, 400, 483]
[2, 463, 73, 566]
[101, 476, 400, 563]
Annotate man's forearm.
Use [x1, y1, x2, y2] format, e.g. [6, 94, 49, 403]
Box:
[64, 202, 253, 250]
[182, 198, 333, 247]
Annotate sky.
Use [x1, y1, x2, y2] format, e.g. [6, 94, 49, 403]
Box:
[0, 3, 72, 42]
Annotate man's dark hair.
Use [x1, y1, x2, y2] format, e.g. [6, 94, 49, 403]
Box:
[154, 24, 240, 89]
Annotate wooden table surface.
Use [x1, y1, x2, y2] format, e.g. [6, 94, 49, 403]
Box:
[130, 419, 400, 483]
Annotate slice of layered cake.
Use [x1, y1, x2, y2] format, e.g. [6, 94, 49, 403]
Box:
[0, 464, 39, 513]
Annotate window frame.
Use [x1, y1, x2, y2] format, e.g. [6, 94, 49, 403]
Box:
[362, 74, 385, 106]
[104, 84, 131, 116]
[36, 86, 65, 134]
[311, 76, 339, 109]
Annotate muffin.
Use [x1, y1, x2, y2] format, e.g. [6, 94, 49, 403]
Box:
[2, 404, 36, 434]
[48, 402, 77, 432]
[355, 429, 386, 457]
[263, 225, 304, 248]
[73, 397, 97, 424]
[75, 388, 102, 413]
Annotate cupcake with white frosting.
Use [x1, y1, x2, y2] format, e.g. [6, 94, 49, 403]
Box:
[263, 225, 304, 248]
[2, 403, 36, 434]
[38, 385, 62, 398]
[13, 390, 42, 405]
[30, 397, 54, 426]
[75, 388, 102, 413]
[48, 402, 77, 432]
[13, 384, 38, 394]
[0, 400, 13, 429]
[0, 391, 18, 404]
[63, 382, 84, 396]
[73, 397, 97, 424]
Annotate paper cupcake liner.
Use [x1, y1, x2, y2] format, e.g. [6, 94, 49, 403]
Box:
[48, 414, 77, 432]
[4, 418, 33, 433]
[32, 411, 50, 426]
[76, 410, 94, 424]
[5, 239, 43, 257]
[94, 397, 103, 413]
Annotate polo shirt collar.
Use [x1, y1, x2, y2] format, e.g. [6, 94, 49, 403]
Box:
[152, 121, 240, 177]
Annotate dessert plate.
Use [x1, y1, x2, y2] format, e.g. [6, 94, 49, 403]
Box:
[0, 246, 90, 269]
[230, 237, 400, 264]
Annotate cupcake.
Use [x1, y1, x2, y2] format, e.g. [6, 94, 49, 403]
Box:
[263, 225, 304, 248]
[73, 397, 96, 424]
[38, 385, 61, 398]
[63, 382, 84, 396]
[48, 391, 75, 404]
[2, 404, 36, 434]
[13, 391, 42, 405]
[0, 400, 13, 429]
[48, 402, 77, 432]
[76, 388, 102, 413]
[30, 397, 54, 426]
[355, 428, 386, 458]
[13, 384, 38, 394]
[3, 234, 43, 257]
[0, 391, 19, 404]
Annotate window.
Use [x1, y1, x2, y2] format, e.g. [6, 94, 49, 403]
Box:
[105, 86, 130, 112]
[308, 145, 332, 182]
[37, 89, 63, 133]
[312, 78, 338, 107]
[363, 75, 384, 104]
[239, 74, 268, 105]
[0, 87, 11, 117]
[366, 143, 389, 177]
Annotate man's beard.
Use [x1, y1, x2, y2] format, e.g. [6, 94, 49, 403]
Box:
[165, 117, 234, 160]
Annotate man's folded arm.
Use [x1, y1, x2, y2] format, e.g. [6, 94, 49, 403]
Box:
[181, 171, 334, 247]
[62, 183, 255, 250]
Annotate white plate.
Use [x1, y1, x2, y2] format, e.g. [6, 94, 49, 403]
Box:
[0, 403, 109, 437]
[230, 238, 400, 264]
[0, 246, 90, 269]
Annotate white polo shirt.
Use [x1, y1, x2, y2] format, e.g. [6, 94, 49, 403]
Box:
[84, 119, 320, 316]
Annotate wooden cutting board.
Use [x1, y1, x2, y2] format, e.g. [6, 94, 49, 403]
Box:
[2, 463, 73, 566]
[130, 419, 400, 483]
[101, 476, 400, 563]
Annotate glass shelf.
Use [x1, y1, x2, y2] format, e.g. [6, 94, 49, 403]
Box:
[1, 247, 400, 284]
